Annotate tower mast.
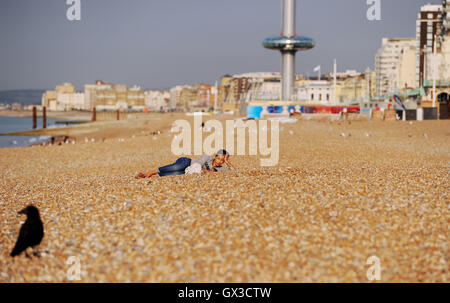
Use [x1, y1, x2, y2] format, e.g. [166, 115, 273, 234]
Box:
[263, 0, 315, 101]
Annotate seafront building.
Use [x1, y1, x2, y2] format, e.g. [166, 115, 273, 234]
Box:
[438, 36, 450, 81]
[296, 80, 331, 104]
[38, 1, 448, 118]
[84, 81, 112, 110]
[42, 83, 85, 111]
[42, 81, 146, 111]
[84, 81, 145, 111]
[375, 38, 416, 98]
[223, 75, 252, 104]
[145, 90, 170, 112]
[336, 71, 376, 106]
[416, 3, 445, 87]
[166, 84, 218, 112]
[417, 2, 450, 84]
[416, 2, 450, 118]
[169, 85, 190, 110]
[220, 69, 377, 111]
[222, 73, 281, 104]
[247, 73, 283, 102]
[395, 45, 417, 91]
[193, 84, 214, 109]
[179, 86, 197, 111]
[179, 1, 450, 116]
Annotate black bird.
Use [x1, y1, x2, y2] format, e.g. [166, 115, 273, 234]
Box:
[10, 205, 44, 257]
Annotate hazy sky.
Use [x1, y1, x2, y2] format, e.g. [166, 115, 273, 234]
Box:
[0, 0, 442, 91]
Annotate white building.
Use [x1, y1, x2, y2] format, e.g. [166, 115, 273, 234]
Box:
[210, 85, 219, 110]
[423, 34, 450, 85]
[84, 81, 112, 111]
[335, 70, 362, 78]
[296, 80, 332, 104]
[51, 92, 85, 111]
[249, 79, 281, 101]
[444, 1, 450, 34]
[169, 85, 190, 110]
[42, 82, 86, 111]
[441, 37, 450, 81]
[145, 90, 170, 111]
[247, 75, 334, 104]
[232, 72, 281, 80]
[416, 4, 444, 87]
[375, 38, 416, 97]
[395, 45, 417, 91]
[128, 85, 146, 111]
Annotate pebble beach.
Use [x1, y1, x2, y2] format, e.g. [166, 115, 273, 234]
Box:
[0, 113, 448, 282]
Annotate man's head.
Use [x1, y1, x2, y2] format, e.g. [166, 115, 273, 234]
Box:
[213, 149, 229, 166]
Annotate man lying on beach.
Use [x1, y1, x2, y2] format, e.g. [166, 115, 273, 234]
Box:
[135, 149, 236, 178]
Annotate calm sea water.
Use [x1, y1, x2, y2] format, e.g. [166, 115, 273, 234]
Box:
[0, 116, 57, 148]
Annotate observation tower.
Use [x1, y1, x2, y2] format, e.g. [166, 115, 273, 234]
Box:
[262, 0, 315, 101]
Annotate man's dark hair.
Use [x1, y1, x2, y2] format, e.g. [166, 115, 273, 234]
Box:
[215, 149, 229, 156]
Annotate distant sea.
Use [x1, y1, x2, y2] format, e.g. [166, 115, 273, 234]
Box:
[0, 116, 57, 148]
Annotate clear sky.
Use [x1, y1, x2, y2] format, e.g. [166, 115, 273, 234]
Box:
[0, 0, 442, 91]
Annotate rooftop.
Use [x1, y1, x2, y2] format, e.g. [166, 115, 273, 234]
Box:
[420, 3, 443, 12]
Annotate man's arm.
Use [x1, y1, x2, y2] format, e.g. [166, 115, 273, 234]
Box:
[136, 170, 158, 178]
[224, 156, 236, 171]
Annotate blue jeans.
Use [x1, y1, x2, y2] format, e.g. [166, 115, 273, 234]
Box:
[157, 157, 192, 177]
